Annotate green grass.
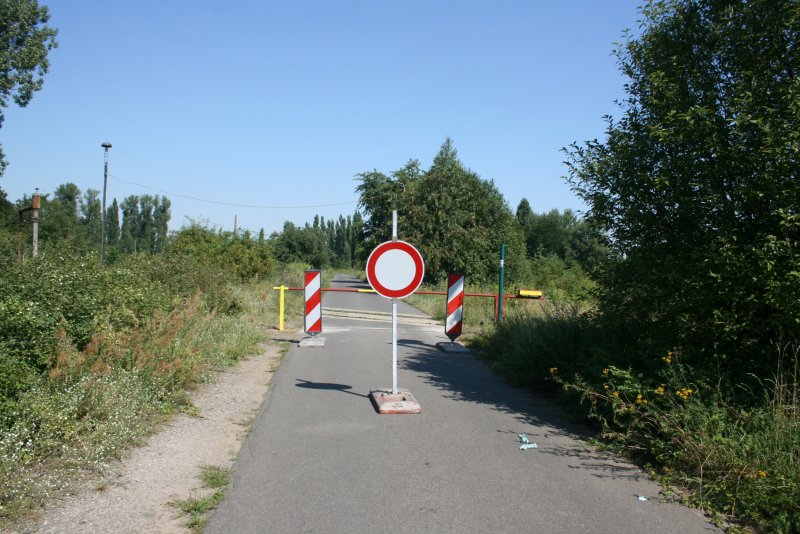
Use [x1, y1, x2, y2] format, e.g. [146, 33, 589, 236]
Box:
[171, 465, 231, 532]
[200, 464, 230, 489]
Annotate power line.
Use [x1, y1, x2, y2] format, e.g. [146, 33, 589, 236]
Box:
[108, 174, 357, 209]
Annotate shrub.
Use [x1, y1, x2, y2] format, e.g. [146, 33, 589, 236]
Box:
[169, 222, 274, 283]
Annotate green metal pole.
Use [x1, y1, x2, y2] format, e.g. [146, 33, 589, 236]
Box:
[497, 243, 506, 323]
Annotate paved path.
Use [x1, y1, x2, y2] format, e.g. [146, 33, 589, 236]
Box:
[206, 275, 717, 533]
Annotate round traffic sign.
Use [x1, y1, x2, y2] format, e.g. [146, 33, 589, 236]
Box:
[366, 240, 425, 299]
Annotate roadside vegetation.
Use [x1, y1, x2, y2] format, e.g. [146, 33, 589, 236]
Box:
[0, 226, 277, 526]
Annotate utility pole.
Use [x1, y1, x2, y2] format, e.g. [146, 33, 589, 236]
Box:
[18, 189, 41, 257]
[100, 142, 112, 264]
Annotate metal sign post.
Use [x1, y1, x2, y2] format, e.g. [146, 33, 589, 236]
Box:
[366, 210, 424, 414]
[497, 243, 506, 323]
[391, 211, 398, 395]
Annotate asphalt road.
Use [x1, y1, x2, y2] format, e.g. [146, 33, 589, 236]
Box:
[206, 275, 717, 534]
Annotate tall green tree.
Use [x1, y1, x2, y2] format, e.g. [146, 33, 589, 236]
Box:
[79, 188, 101, 244]
[153, 196, 170, 253]
[358, 139, 527, 284]
[515, 198, 533, 228]
[270, 220, 331, 268]
[565, 0, 800, 387]
[355, 160, 422, 251]
[351, 211, 364, 264]
[37, 182, 81, 246]
[105, 198, 120, 247]
[407, 139, 527, 283]
[138, 195, 155, 254]
[119, 195, 139, 253]
[0, 0, 57, 177]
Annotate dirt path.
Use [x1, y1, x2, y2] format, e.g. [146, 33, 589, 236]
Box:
[20, 340, 284, 534]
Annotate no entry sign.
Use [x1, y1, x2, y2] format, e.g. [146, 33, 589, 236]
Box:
[366, 240, 424, 299]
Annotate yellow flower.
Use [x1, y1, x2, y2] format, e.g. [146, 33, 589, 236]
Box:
[758, 470, 768, 478]
[663, 352, 673, 364]
[612, 391, 620, 398]
[635, 393, 648, 404]
[603, 383, 610, 390]
[602, 368, 610, 377]
[676, 387, 694, 400]
[654, 385, 665, 395]
[549, 367, 558, 375]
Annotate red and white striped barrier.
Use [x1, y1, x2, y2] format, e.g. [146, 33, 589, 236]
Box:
[304, 270, 322, 334]
[445, 273, 464, 341]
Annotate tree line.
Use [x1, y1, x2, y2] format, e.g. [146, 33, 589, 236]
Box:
[270, 212, 364, 269]
[262, 138, 602, 291]
[2, 183, 171, 257]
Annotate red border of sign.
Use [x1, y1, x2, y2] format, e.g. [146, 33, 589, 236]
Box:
[366, 240, 425, 299]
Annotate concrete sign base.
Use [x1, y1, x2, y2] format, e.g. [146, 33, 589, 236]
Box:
[369, 388, 422, 414]
[436, 341, 471, 354]
[299, 336, 326, 348]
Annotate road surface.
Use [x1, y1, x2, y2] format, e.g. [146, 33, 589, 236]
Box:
[206, 274, 716, 533]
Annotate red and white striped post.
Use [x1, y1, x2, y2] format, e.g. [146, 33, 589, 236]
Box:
[445, 273, 464, 341]
[304, 270, 322, 335]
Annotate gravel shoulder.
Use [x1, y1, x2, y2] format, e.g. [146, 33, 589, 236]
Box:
[19, 339, 284, 534]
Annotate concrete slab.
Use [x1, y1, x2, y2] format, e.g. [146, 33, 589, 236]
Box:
[298, 336, 326, 348]
[369, 388, 422, 414]
[436, 341, 471, 354]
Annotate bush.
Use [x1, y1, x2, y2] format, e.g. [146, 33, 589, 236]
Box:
[169, 223, 274, 283]
[480, 301, 601, 390]
[0, 245, 250, 419]
[0, 252, 169, 371]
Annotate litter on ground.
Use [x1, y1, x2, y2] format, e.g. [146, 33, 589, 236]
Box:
[518, 433, 538, 450]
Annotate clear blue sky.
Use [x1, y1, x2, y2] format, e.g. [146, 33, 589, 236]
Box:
[3, 0, 643, 235]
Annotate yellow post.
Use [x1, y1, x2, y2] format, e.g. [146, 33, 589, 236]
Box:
[272, 285, 288, 331]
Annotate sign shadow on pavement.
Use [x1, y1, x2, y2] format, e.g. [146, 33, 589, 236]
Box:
[294, 378, 370, 398]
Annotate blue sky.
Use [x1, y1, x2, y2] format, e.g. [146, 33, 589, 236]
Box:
[3, 1, 643, 235]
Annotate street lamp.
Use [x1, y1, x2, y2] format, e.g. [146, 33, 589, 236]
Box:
[100, 142, 112, 264]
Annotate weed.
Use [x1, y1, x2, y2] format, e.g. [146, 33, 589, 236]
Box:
[200, 465, 230, 489]
[171, 491, 224, 533]
[171, 465, 230, 533]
